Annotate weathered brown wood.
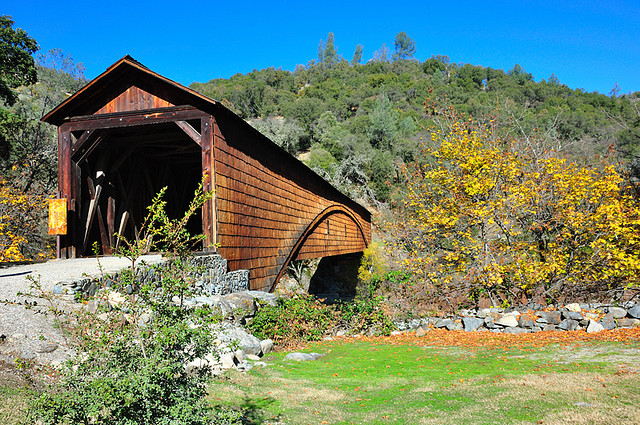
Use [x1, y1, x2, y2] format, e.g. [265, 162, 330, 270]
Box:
[45, 56, 371, 292]
[175, 120, 201, 145]
[83, 177, 102, 252]
[65, 106, 209, 132]
[201, 116, 216, 250]
[107, 195, 116, 247]
[96, 86, 174, 115]
[115, 211, 129, 250]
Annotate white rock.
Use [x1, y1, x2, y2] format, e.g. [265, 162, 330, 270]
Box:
[204, 353, 218, 364]
[565, 303, 581, 313]
[219, 352, 237, 369]
[234, 349, 246, 362]
[260, 338, 274, 356]
[107, 291, 127, 308]
[285, 352, 323, 361]
[586, 319, 604, 333]
[496, 314, 519, 327]
[246, 354, 261, 361]
[628, 304, 640, 319]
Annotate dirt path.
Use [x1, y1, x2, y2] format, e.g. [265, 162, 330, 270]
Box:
[0, 255, 162, 366]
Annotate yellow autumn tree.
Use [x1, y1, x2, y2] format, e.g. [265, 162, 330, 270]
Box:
[398, 110, 640, 305]
[0, 178, 50, 261]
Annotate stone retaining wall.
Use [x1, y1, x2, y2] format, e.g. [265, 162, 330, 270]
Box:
[52, 254, 249, 299]
[395, 302, 640, 334]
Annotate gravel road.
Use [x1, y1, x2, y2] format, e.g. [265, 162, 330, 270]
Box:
[0, 255, 162, 366]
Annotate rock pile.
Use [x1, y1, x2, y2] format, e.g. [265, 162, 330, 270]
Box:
[183, 290, 277, 374]
[395, 302, 640, 334]
[186, 322, 274, 376]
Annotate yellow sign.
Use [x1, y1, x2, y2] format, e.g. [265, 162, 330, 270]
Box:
[48, 198, 67, 235]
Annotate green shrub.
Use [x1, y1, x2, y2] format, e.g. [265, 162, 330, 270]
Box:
[28, 184, 243, 424]
[248, 289, 395, 346]
[336, 295, 395, 337]
[247, 294, 338, 346]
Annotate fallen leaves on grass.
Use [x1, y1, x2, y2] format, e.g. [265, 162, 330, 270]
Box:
[317, 327, 640, 350]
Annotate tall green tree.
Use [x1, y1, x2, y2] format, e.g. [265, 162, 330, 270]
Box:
[318, 32, 338, 68]
[351, 44, 363, 66]
[393, 31, 416, 60]
[0, 16, 38, 106]
[0, 15, 38, 166]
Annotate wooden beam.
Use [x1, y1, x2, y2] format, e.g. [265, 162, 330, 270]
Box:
[83, 177, 103, 252]
[58, 127, 76, 258]
[71, 131, 104, 163]
[201, 116, 216, 251]
[114, 211, 129, 250]
[64, 106, 209, 132]
[175, 120, 201, 145]
[107, 194, 116, 247]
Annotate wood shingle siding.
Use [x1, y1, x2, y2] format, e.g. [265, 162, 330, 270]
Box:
[43, 55, 371, 292]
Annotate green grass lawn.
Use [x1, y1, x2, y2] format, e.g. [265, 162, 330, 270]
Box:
[209, 337, 640, 425]
[4, 334, 639, 424]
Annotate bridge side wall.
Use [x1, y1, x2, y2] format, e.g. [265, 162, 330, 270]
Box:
[212, 113, 371, 292]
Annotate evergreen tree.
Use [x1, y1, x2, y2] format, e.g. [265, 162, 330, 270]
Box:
[351, 44, 363, 66]
[393, 31, 416, 60]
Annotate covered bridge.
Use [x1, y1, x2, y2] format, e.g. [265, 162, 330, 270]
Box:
[42, 56, 371, 292]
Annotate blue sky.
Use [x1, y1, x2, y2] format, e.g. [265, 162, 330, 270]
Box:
[5, 0, 640, 95]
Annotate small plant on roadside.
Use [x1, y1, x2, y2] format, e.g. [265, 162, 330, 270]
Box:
[27, 182, 243, 424]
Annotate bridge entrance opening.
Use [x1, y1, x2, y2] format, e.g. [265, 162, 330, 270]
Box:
[76, 122, 202, 255]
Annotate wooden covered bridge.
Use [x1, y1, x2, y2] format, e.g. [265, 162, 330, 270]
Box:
[42, 56, 371, 292]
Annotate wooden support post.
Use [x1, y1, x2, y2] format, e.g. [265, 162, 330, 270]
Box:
[201, 116, 217, 251]
[58, 126, 76, 258]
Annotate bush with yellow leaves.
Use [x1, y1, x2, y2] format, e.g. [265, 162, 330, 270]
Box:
[0, 179, 51, 261]
[396, 108, 640, 306]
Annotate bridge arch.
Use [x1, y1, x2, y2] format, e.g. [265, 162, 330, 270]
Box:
[270, 205, 368, 292]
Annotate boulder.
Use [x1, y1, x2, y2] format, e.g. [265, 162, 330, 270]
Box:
[608, 307, 628, 319]
[628, 304, 640, 319]
[565, 303, 581, 313]
[536, 311, 561, 325]
[563, 311, 583, 321]
[518, 315, 535, 328]
[219, 352, 238, 369]
[260, 339, 274, 356]
[599, 313, 616, 330]
[285, 352, 323, 361]
[107, 290, 127, 308]
[504, 327, 528, 334]
[462, 317, 484, 332]
[217, 326, 262, 356]
[484, 317, 500, 329]
[246, 290, 278, 307]
[617, 318, 640, 328]
[476, 309, 491, 319]
[434, 318, 453, 329]
[446, 321, 463, 331]
[225, 292, 258, 319]
[496, 314, 519, 327]
[558, 319, 579, 331]
[586, 319, 604, 333]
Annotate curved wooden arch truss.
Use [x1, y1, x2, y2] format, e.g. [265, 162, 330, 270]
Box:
[270, 205, 369, 292]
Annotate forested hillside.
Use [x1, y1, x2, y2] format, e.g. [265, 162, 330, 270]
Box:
[190, 32, 640, 205]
